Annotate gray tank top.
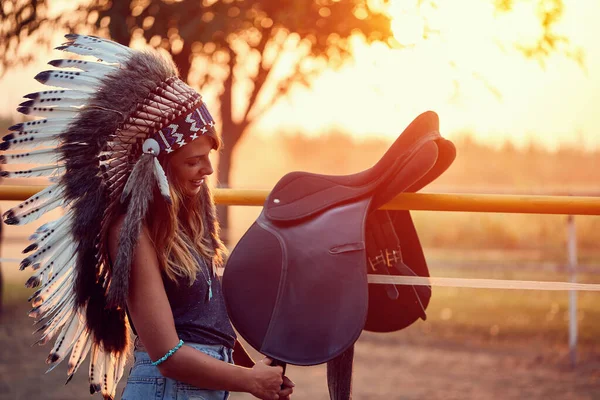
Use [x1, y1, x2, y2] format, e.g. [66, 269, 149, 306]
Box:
[129, 255, 236, 349]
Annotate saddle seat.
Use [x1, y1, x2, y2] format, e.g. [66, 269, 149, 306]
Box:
[265, 111, 444, 223]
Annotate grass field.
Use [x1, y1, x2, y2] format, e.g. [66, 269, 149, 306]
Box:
[2, 262, 599, 400]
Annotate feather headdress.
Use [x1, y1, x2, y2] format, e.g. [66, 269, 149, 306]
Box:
[1, 34, 222, 399]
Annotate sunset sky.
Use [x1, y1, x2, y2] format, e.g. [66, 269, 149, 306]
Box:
[0, 0, 599, 151]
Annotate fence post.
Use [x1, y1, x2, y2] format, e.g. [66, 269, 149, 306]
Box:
[567, 214, 578, 366]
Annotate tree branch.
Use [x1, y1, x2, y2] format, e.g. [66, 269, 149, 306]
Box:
[239, 25, 274, 129]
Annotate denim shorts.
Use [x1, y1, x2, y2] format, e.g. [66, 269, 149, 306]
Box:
[121, 342, 234, 400]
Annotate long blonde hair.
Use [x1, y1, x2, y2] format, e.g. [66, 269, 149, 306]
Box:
[146, 157, 226, 285]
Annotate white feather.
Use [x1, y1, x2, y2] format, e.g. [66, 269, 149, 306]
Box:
[24, 240, 71, 280]
[24, 89, 91, 102]
[48, 58, 117, 75]
[18, 103, 81, 118]
[2, 135, 62, 150]
[34, 293, 74, 338]
[153, 157, 172, 202]
[35, 70, 101, 92]
[4, 184, 65, 225]
[36, 297, 75, 344]
[31, 295, 73, 336]
[101, 352, 116, 399]
[9, 118, 76, 135]
[5, 183, 64, 220]
[1, 164, 64, 178]
[0, 147, 61, 166]
[31, 271, 73, 309]
[31, 287, 74, 322]
[47, 310, 86, 368]
[22, 97, 87, 109]
[63, 33, 132, 58]
[25, 241, 75, 287]
[29, 210, 73, 241]
[67, 330, 92, 377]
[89, 344, 105, 394]
[19, 196, 64, 226]
[114, 353, 127, 390]
[56, 43, 124, 64]
[26, 217, 72, 251]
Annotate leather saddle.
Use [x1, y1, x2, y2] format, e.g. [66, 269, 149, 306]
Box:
[222, 111, 456, 383]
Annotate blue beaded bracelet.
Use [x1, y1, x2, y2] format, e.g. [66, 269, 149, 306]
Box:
[152, 339, 184, 366]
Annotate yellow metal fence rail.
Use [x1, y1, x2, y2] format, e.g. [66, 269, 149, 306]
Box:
[1, 185, 600, 215]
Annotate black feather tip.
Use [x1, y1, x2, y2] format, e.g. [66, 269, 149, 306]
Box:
[20, 257, 32, 270]
[0, 142, 9, 151]
[3, 133, 15, 141]
[48, 59, 62, 67]
[28, 289, 41, 302]
[25, 276, 41, 288]
[24, 92, 40, 100]
[65, 374, 74, 385]
[19, 100, 35, 107]
[23, 243, 39, 253]
[17, 106, 31, 115]
[47, 353, 60, 364]
[8, 123, 23, 131]
[5, 216, 19, 225]
[90, 383, 102, 394]
[0, 171, 9, 178]
[64, 33, 79, 40]
[34, 71, 51, 84]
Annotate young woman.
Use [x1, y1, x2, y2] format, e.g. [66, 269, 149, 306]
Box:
[108, 123, 294, 400]
[2, 34, 293, 400]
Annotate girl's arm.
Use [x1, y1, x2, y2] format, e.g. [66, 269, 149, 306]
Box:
[108, 218, 287, 400]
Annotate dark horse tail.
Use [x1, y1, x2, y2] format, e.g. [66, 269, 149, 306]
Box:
[327, 345, 355, 399]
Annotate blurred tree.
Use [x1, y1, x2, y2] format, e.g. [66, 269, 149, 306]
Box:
[0, 0, 578, 242]
[0, 116, 11, 314]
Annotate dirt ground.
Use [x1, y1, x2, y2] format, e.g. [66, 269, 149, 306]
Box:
[1, 301, 599, 400]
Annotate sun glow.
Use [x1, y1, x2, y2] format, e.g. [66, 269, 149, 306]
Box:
[388, 0, 425, 46]
[0, 1, 599, 151]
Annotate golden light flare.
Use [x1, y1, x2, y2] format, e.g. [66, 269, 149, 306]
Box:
[390, 12, 425, 46]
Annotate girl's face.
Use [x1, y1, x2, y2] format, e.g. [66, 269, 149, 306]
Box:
[168, 136, 215, 197]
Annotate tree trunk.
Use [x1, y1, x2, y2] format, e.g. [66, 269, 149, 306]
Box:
[216, 48, 245, 247]
[172, 42, 192, 82]
[216, 119, 246, 247]
[216, 142, 233, 246]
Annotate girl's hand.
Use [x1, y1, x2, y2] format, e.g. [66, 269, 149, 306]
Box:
[249, 357, 284, 400]
[279, 375, 295, 399]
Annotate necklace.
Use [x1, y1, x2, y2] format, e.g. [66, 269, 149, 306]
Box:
[198, 257, 213, 302]
[186, 241, 214, 302]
